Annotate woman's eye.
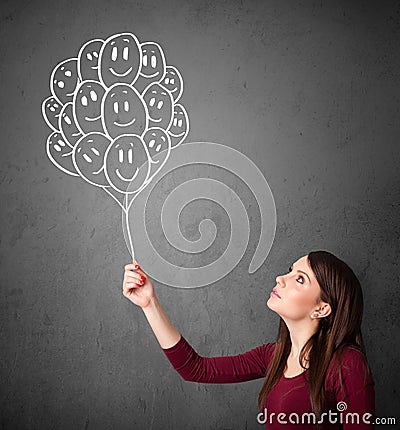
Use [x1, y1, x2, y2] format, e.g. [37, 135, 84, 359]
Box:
[296, 276, 304, 284]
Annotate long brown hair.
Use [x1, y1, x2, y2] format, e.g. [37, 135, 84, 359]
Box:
[258, 250, 368, 425]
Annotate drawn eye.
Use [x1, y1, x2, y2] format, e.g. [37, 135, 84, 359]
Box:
[89, 90, 97, 102]
[143, 55, 148, 67]
[113, 102, 119, 114]
[86, 52, 93, 61]
[81, 95, 88, 106]
[124, 101, 129, 112]
[157, 100, 163, 110]
[123, 46, 129, 61]
[128, 148, 133, 163]
[111, 46, 118, 61]
[151, 55, 157, 68]
[118, 149, 124, 163]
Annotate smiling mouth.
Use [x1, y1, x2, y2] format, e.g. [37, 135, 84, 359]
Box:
[142, 71, 159, 78]
[150, 117, 162, 123]
[91, 66, 99, 70]
[116, 167, 139, 182]
[92, 165, 104, 175]
[113, 117, 136, 127]
[109, 66, 133, 77]
[169, 130, 185, 138]
[61, 149, 73, 157]
[85, 114, 102, 122]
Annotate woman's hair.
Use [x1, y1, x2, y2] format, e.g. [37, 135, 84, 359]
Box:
[258, 250, 368, 425]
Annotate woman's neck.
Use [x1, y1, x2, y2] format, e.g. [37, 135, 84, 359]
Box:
[282, 316, 318, 358]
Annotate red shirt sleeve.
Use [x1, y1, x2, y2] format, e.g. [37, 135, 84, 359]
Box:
[162, 334, 275, 384]
[327, 346, 376, 429]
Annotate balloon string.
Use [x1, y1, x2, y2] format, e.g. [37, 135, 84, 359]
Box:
[102, 187, 125, 212]
[102, 187, 134, 259]
[124, 194, 135, 261]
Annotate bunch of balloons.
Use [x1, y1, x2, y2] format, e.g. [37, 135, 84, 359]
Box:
[42, 32, 190, 215]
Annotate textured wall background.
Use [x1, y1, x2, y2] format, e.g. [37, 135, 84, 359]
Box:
[1, 0, 399, 429]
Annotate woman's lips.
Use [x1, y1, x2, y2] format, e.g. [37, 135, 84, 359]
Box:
[271, 289, 281, 299]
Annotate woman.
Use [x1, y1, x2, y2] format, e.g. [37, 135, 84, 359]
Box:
[122, 250, 375, 429]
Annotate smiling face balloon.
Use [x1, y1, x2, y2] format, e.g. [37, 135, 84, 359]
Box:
[42, 96, 63, 132]
[99, 33, 141, 87]
[59, 102, 82, 146]
[161, 66, 183, 102]
[104, 134, 150, 193]
[142, 83, 173, 130]
[134, 42, 166, 93]
[50, 58, 80, 105]
[102, 83, 148, 139]
[78, 39, 104, 81]
[73, 133, 111, 187]
[168, 103, 189, 149]
[46, 132, 79, 176]
[142, 127, 171, 183]
[73, 80, 105, 134]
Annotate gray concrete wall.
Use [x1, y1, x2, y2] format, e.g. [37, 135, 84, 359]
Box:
[1, 0, 399, 428]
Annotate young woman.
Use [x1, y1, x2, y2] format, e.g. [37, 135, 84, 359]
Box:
[122, 250, 375, 429]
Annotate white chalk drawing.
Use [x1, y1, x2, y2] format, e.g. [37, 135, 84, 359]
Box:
[46, 132, 79, 177]
[59, 102, 82, 146]
[77, 39, 104, 82]
[134, 42, 166, 94]
[99, 33, 142, 88]
[101, 83, 148, 139]
[142, 83, 174, 130]
[42, 96, 63, 132]
[161, 66, 183, 102]
[167, 103, 189, 149]
[73, 80, 106, 134]
[42, 31, 276, 288]
[72, 133, 111, 187]
[50, 58, 79, 105]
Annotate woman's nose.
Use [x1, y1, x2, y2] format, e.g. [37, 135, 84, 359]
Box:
[276, 275, 284, 286]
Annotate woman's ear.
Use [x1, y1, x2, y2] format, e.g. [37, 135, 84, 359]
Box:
[311, 303, 331, 319]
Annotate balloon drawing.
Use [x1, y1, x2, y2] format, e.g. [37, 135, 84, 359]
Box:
[42, 31, 276, 287]
[42, 32, 190, 260]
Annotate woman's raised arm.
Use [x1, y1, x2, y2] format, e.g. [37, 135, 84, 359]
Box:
[122, 259, 181, 349]
[122, 259, 274, 384]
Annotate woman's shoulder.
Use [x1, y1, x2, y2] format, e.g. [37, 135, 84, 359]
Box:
[325, 344, 374, 390]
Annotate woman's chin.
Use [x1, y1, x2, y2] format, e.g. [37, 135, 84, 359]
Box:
[266, 297, 275, 309]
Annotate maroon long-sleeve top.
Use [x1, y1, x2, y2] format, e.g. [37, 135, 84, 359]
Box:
[162, 335, 375, 429]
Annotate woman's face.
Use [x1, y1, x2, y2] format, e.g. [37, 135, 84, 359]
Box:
[267, 255, 323, 321]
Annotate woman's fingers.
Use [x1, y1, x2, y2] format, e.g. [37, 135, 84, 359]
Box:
[125, 271, 143, 281]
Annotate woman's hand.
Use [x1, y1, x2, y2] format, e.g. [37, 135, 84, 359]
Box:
[122, 258, 155, 309]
